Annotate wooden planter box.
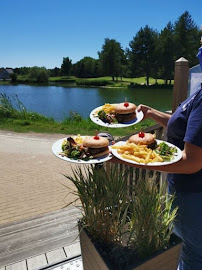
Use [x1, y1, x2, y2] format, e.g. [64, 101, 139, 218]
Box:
[79, 226, 182, 270]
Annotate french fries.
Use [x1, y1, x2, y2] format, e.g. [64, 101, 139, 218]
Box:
[112, 141, 163, 164]
[98, 103, 115, 114]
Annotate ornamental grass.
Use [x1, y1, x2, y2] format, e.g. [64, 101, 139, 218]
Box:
[64, 164, 178, 262]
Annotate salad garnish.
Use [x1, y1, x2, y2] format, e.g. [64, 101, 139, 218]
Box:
[154, 142, 177, 161]
[60, 136, 93, 160]
[97, 110, 118, 124]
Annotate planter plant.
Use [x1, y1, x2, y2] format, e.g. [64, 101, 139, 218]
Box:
[64, 164, 181, 270]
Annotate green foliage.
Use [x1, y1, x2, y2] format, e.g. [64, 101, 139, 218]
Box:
[72, 57, 101, 78]
[156, 22, 175, 84]
[128, 176, 177, 259]
[174, 11, 200, 67]
[0, 93, 14, 117]
[64, 165, 131, 245]
[28, 66, 49, 82]
[15, 120, 31, 126]
[14, 66, 30, 75]
[37, 70, 49, 82]
[64, 165, 178, 263]
[98, 38, 126, 81]
[61, 57, 72, 76]
[129, 25, 159, 86]
[10, 73, 17, 82]
[76, 78, 112, 86]
[49, 67, 61, 77]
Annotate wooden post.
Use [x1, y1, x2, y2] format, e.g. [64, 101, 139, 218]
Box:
[172, 57, 189, 113]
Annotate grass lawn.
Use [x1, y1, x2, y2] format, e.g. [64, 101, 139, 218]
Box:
[0, 76, 173, 87]
[0, 115, 155, 137]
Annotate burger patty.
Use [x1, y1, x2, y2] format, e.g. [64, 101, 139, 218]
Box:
[147, 140, 157, 150]
[87, 146, 108, 156]
[116, 112, 136, 123]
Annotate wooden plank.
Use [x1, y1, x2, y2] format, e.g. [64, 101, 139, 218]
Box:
[64, 242, 81, 258]
[27, 254, 47, 270]
[0, 207, 80, 267]
[46, 248, 66, 264]
[5, 261, 27, 270]
[135, 243, 181, 270]
[79, 229, 109, 270]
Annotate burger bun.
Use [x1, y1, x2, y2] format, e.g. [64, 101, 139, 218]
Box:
[128, 133, 157, 149]
[114, 102, 137, 114]
[83, 136, 109, 148]
[114, 102, 137, 123]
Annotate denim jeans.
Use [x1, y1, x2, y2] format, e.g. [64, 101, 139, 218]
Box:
[169, 187, 202, 270]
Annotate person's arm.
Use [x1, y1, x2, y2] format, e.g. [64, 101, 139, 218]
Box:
[111, 142, 202, 174]
[137, 105, 171, 128]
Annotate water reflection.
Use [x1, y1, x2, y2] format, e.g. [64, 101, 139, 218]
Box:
[0, 85, 172, 121]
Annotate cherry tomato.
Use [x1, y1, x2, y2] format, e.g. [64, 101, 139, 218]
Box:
[138, 132, 145, 138]
[124, 102, 129, 107]
[94, 136, 100, 140]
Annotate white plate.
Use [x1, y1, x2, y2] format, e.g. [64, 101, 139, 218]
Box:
[90, 105, 144, 128]
[52, 137, 112, 164]
[111, 139, 182, 166]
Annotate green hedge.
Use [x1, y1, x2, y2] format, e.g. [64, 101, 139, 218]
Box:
[76, 79, 112, 86]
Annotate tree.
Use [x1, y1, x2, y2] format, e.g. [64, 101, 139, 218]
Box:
[28, 66, 49, 82]
[129, 25, 158, 86]
[98, 38, 125, 81]
[37, 70, 49, 83]
[173, 11, 200, 67]
[72, 57, 101, 78]
[14, 67, 30, 75]
[157, 22, 175, 84]
[61, 57, 72, 76]
[10, 73, 17, 82]
[50, 67, 60, 77]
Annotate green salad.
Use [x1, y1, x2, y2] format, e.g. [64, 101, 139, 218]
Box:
[154, 142, 178, 161]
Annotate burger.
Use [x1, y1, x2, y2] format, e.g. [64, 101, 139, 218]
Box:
[83, 136, 109, 158]
[114, 102, 137, 123]
[128, 132, 157, 149]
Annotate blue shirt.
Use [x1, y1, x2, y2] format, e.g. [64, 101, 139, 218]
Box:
[167, 88, 202, 192]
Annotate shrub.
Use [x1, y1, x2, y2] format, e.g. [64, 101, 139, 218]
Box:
[10, 73, 17, 82]
[76, 79, 112, 86]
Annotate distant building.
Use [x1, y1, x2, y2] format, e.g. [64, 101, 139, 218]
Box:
[0, 68, 14, 80]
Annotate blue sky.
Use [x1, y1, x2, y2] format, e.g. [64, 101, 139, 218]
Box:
[1, 0, 201, 69]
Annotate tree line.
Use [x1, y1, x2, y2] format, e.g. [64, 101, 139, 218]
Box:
[14, 11, 201, 85]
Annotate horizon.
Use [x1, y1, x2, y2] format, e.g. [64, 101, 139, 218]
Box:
[1, 0, 201, 69]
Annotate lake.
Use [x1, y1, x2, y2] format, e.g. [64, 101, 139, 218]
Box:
[0, 84, 173, 121]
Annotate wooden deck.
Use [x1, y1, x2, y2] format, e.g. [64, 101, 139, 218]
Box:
[0, 244, 82, 270]
[0, 207, 82, 270]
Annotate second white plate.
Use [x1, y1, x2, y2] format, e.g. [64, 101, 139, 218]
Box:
[90, 106, 144, 128]
[111, 139, 182, 166]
